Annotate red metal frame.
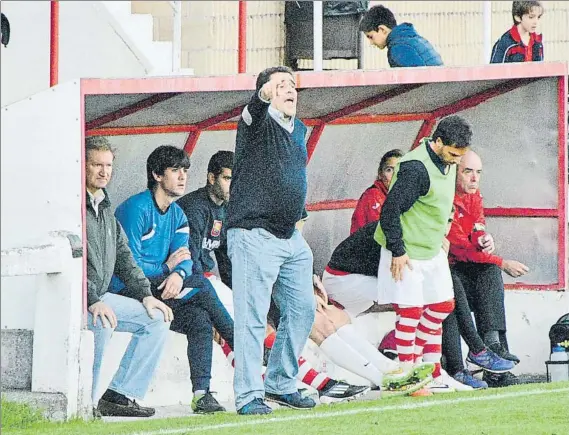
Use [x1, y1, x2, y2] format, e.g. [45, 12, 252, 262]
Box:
[238, 1, 247, 73]
[86, 93, 181, 130]
[80, 64, 567, 294]
[50, 1, 59, 87]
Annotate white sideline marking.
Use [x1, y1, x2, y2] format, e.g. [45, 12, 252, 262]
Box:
[129, 387, 569, 435]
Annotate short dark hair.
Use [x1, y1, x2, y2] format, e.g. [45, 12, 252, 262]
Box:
[85, 136, 114, 161]
[378, 149, 404, 173]
[146, 145, 190, 190]
[359, 5, 397, 33]
[512, 1, 543, 24]
[432, 116, 472, 149]
[207, 150, 234, 177]
[255, 66, 294, 92]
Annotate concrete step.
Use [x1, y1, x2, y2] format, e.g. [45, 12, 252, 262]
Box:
[2, 389, 67, 421]
[1, 329, 33, 390]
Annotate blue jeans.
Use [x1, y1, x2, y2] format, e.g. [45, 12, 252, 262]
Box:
[228, 227, 315, 411]
[88, 292, 170, 402]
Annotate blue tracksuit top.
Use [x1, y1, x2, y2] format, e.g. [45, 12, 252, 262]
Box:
[227, 90, 308, 239]
[111, 189, 193, 291]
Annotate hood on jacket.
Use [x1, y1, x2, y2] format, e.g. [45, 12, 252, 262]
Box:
[387, 23, 419, 44]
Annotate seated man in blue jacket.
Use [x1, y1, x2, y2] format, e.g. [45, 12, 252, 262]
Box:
[359, 4, 443, 68]
[112, 145, 234, 415]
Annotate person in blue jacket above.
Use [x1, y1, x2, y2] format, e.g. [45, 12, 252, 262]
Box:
[359, 4, 443, 68]
[112, 145, 234, 415]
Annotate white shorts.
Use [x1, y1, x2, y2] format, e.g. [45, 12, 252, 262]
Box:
[322, 269, 378, 318]
[377, 247, 453, 306]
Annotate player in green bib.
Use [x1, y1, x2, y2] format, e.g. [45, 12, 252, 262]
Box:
[374, 116, 472, 393]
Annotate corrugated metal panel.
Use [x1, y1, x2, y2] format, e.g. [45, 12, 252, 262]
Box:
[132, 0, 568, 74]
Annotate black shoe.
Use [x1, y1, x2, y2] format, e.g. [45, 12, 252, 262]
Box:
[483, 371, 519, 388]
[191, 391, 226, 414]
[488, 343, 521, 364]
[318, 380, 370, 404]
[97, 398, 155, 417]
[265, 391, 316, 409]
[92, 407, 102, 420]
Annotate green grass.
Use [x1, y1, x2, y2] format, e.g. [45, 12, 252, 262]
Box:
[1, 395, 46, 430]
[3, 382, 569, 435]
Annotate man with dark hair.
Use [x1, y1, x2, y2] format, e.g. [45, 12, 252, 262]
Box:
[490, 1, 543, 63]
[178, 150, 234, 288]
[351, 149, 404, 234]
[85, 137, 173, 418]
[113, 145, 234, 414]
[374, 115, 472, 393]
[227, 66, 316, 415]
[359, 4, 442, 67]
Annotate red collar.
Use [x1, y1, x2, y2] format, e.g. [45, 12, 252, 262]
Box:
[509, 24, 542, 44]
[374, 179, 389, 195]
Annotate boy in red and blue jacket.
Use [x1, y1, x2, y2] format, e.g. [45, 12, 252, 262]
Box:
[490, 1, 544, 63]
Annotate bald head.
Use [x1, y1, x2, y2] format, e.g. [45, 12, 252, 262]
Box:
[456, 150, 482, 194]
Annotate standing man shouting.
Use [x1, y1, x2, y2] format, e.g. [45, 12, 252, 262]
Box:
[374, 116, 472, 393]
[227, 66, 316, 415]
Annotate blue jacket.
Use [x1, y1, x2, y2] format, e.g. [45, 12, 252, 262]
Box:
[490, 25, 543, 64]
[111, 189, 193, 292]
[386, 23, 443, 68]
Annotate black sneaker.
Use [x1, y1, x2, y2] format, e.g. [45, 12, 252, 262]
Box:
[92, 407, 102, 420]
[265, 391, 316, 409]
[483, 371, 519, 388]
[191, 391, 226, 414]
[488, 343, 521, 364]
[97, 398, 155, 417]
[318, 380, 370, 404]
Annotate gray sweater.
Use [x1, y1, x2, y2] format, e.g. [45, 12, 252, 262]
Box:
[86, 190, 151, 307]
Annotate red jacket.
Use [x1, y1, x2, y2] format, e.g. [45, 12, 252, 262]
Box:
[350, 180, 388, 234]
[447, 190, 503, 267]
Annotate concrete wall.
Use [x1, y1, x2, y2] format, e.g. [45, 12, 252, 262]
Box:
[0, 1, 148, 107]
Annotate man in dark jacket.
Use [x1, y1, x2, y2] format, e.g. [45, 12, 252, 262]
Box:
[359, 5, 443, 67]
[85, 136, 172, 418]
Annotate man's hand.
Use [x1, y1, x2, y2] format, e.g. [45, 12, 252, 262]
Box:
[442, 237, 450, 255]
[260, 76, 281, 102]
[165, 247, 191, 272]
[478, 234, 495, 254]
[142, 296, 174, 322]
[391, 254, 413, 282]
[88, 301, 117, 329]
[501, 260, 529, 278]
[313, 274, 328, 306]
[158, 272, 184, 300]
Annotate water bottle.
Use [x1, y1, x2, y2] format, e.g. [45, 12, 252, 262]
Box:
[549, 346, 569, 382]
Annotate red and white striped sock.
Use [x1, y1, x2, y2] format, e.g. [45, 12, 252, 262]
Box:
[263, 331, 330, 390]
[220, 340, 234, 368]
[394, 305, 423, 370]
[297, 356, 331, 391]
[415, 300, 455, 378]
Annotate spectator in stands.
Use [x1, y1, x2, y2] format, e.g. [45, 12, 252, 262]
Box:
[490, 1, 543, 63]
[178, 151, 371, 404]
[351, 149, 404, 234]
[226, 66, 316, 415]
[112, 145, 234, 414]
[359, 4, 443, 67]
[446, 150, 528, 387]
[85, 137, 172, 418]
[374, 116, 472, 393]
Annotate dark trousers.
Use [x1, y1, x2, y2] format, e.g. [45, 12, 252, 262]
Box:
[152, 275, 234, 392]
[442, 263, 509, 375]
[442, 271, 486, 375]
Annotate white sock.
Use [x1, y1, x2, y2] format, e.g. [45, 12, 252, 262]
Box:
[319, 333, 384, 387]
[336, 324, 400, 373]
